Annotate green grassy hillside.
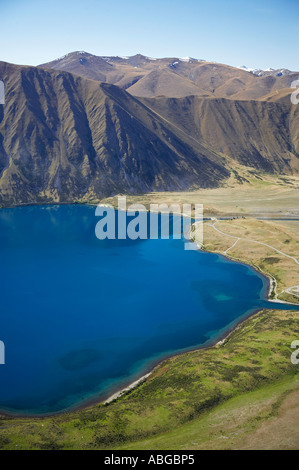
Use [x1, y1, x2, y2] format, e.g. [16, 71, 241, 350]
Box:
[1, 307, 298, 450]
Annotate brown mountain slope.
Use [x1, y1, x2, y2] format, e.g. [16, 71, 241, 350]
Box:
[40, 52, 298, 101]
[125, 68, 212, 98]
[40, 52, 149, 90]
[140, 95, 299, 174]
[1, 59, 299, 206]
[168, 61, 298, 100]
[0, 61, 230, 206]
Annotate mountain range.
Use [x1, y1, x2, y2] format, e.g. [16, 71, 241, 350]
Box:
[0, 52, 298, 206]
[40, 52, 297, 100]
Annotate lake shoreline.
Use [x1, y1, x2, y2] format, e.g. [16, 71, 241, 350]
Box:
[0, 304, 265, 420]
[2, 200, 299, 221]
[0, 207, 298, 419]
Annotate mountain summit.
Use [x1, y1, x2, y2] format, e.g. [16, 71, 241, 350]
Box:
[40, 51, 298, 100]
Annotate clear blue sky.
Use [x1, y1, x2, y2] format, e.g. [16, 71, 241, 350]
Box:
[1, 0, 299, 70]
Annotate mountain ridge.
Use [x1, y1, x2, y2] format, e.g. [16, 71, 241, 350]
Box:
[39, 51, 299, 101]
[0, 62, 229, 205]
[0, 57, 298, 206]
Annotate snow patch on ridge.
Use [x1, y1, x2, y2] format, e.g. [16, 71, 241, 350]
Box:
[238, 65, 293, 77]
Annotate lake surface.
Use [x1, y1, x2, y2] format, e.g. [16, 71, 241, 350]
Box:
[0, 205, 298, 415]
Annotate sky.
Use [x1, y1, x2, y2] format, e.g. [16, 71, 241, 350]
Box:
[1, 0, 299, 70]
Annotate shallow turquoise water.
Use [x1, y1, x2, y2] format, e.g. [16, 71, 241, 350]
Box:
[0, 205, 298, 415]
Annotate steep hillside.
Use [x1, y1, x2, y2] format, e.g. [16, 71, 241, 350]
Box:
[140, 95, 299, 174]
[1, 57, 298, 206]
[0, 61, 229, 206]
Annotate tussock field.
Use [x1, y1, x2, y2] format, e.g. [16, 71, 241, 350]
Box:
[201, 218, 299, 303]
[100, 172, 299, 217]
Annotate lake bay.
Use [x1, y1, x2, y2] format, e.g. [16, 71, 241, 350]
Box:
[0, 205, 298, 415]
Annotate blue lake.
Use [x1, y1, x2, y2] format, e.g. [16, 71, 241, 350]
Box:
[0, 205, 298, 415]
